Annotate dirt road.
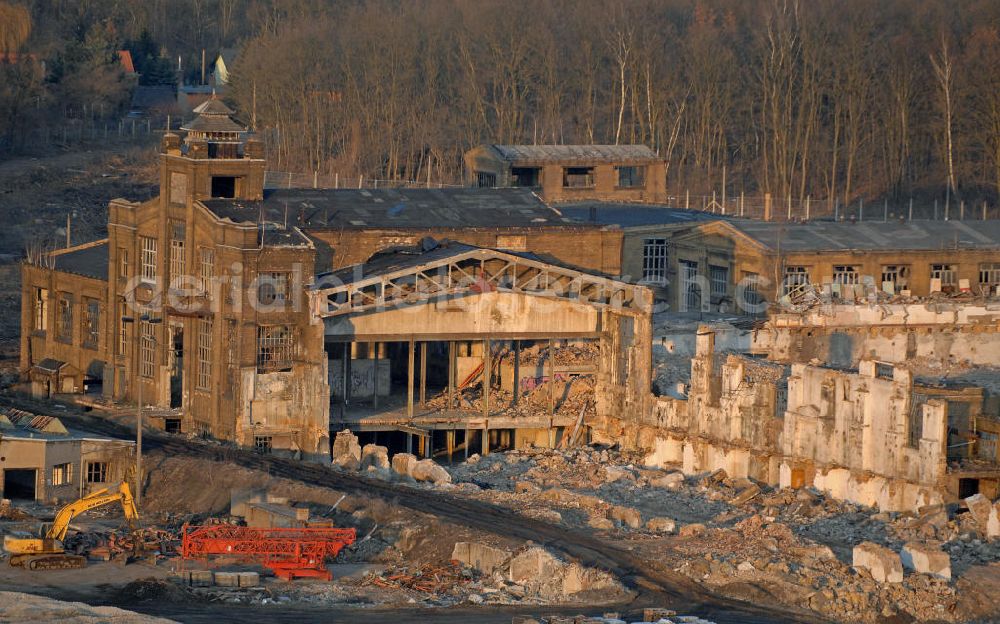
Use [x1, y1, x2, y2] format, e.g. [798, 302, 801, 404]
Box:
[10, 403, 823, 624]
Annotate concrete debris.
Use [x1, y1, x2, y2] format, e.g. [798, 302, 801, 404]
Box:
[411, 459, 452, 485]
[391, 452, 419, 478]
[901, 542, 952, 580]
[451, 541, 511, 574]
[678, 523, 706, 537]
[964, 494, 993, 530]
[853, 542, 904, 583]
[332, 429, 362, 463]
[608, 505, 642, 529]
[361, 444, 390, 470]
[989, 502, 1000, 539]
[650, 472, 684, 489]
[729, 484, 761, 506]
[646, 517, 677, 534]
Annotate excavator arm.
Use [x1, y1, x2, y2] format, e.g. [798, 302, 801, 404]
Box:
[47, 482, 139, 542]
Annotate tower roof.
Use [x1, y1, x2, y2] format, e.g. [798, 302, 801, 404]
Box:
[192, 97, 235, 116]
[182, 95, 245, 133]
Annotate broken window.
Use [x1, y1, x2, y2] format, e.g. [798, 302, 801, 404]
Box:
[680, 260, 701, 311]
[257, 325, 294, 372]
[562, 167, 594, 188]
[782, 266, 810, 297]
[880, 265, 909, 292]
[210, 176, 236, 198]
[641, 238, 667, 284]
[197, 318, 212, 391]
[86, 462, 108, 483]
[979, 263, 1000, 288]
[33, 287, 48, 333]
[140, 320, 156, 378]
[475, 172, 496, 188]
[257, 272, 289, 306]
[254, 436, 273, 453]
[510, 167, 540, 187]
[907, 393, 927, 448]
[169, 237, 185, 282]
[832, 265, 859, 285]
[52, 463, 72, 486]
[83, 299, 100, 349]
[709, 265, 729, 298]
[119, 313, 128, 357]
[118, 248, 129, 280]
[616, 165, 645, 188]
[743, 271, 762, 303]
[57, 293, 73, 343]
[199, 247, 214, 291]
[930, 264, 956, 287]
[140, 236, 157, 281]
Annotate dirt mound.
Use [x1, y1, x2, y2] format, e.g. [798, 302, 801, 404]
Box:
[112, 578, 195, 604]
[0, 590, 177, 623]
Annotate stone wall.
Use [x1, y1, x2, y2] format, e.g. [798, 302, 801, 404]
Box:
[600, 325, 997, 512]
[754, 303, 1000, 368]
[780, 361, 948, 511]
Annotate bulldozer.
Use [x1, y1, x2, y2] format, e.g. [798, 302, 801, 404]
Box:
[3, 481, 139, 570]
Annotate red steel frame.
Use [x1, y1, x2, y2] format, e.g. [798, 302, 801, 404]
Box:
[181, 524, 356, 581]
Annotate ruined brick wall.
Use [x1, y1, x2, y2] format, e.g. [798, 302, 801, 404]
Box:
[20, 260, 109, 392]
[307, 227, 623, 276]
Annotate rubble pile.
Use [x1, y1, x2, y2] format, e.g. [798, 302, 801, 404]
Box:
[423, 376, 596, 420]
[498, 342, 599, 366]
[443, 445, 1000, 623]
[63, 527, 178, 562]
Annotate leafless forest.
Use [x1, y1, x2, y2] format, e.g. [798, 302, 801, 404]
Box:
[2, 0, 1000, 205]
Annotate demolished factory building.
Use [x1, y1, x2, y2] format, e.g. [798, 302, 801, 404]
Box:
[16, 99, 1000, 509]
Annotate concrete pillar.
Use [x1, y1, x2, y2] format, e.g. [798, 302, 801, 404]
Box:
[406, 433, 413, 454]
[464, 428, 469, 459]
[513, 340, 520, 406]
[407, 337, 415, 418]
[447, 430, 455, 463]
[482, 337, 491, 418]
[447, 341, 455, 410]
[417, 434, 425, 457]
[419, 342, 427, 406]
[548, 339, 555, 415]
[372, 341, 379, 410]
[482, 427, 490, 456]
[424, 432, 432, 458]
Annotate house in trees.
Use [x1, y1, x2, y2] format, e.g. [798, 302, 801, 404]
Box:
[19, 98, 634, 461]
[463, 144, 668, 204]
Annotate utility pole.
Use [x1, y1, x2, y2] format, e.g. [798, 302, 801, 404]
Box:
[65, 214, 71, 248]
[122, 313, 161, 510]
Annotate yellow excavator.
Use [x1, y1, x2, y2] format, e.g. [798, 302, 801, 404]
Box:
[3, 481, 139, 570]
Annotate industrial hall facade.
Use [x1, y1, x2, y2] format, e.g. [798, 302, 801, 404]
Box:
[19, 99, 650, 460]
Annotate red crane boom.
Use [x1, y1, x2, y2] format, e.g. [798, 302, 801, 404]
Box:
[181, 524, 357, 580]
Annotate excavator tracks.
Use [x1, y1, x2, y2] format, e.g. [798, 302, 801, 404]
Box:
[9, 553, 87, 570]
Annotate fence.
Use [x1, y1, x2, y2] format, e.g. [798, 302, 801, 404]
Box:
[662, 191, 1000, 222]
[1, 118, 159, 154]
[264, 170, 465, 191]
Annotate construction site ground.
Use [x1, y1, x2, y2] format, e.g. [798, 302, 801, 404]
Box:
[5, 396, 1000, 624]
[0, 397, 817, 624]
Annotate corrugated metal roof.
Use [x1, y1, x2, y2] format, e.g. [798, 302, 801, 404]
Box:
[489, 144, 660, 163]
[559, 202, 719, 227]
[51, 242, 108, 281]
[723, 219, 1000, 252]
[202, 187, 595, 230]
[0, 407, 68, 435]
